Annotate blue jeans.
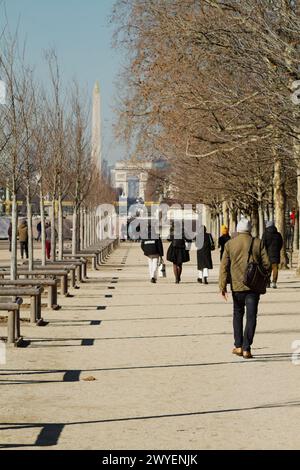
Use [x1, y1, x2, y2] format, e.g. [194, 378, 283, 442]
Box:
[232, 291, 260, 351]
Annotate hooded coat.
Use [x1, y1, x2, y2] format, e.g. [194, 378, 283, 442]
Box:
[18, 222, 28, 242]
[262, 226, 283, 264]
[196, 230, 214, 270]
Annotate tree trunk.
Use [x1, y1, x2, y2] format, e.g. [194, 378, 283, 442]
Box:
[10, 191, 18, 281]
[40, 190, 46, 266]
[84, 207, 88, 248]
[222, 201, 229, 227]
[58, 194, 64, 260]
[51, 199, 56, 261]
[258, 202, 265, 239]
[80, 207, 84, 250]
[297, 167, 300, 272]
[72, 206, 78, 256]
[26, 188, 34, 272]
[294, 210, 299, 253]
[251, 205, 259, 238]
[229, 207, 237, 234]
[273, 159, 288, 268]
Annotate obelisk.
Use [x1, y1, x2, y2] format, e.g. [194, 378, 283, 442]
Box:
[92, 81, 102, 173]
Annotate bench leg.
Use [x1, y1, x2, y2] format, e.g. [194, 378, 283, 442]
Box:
[15, 309, 21, 339]
[71, 269, 76, 288]
[8, 310, 16, 344]
[61, 276, 67, 296]
[53, 285, 58, 305]
[31, 297, 37, 323]
[48, 287, 53, 308]
[76, 265, 82, 283]
[36, 294, 42, 321]
[92, 257, 97, 271]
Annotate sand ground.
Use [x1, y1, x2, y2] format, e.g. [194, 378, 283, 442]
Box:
[1, 242, 300, 450]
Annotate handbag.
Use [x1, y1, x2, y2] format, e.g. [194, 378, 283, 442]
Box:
[243, 238, 269, 294]
[159, 259, 167, 278]
[209, 234, 215, 251]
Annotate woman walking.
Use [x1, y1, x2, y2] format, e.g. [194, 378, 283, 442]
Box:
[196, 226, 214, 284]
[141, 226, 164, 283]
[167, 222, 190, 284]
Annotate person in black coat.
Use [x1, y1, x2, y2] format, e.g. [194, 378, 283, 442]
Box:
[141, 226, 164, 283]
[262, 221, 283, 289]
[167, 221, 190, 284]
[218, 225, 231, 260]
[196, 226, 214, 284]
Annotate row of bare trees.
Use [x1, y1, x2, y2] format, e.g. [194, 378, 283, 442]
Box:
[0, 33, 114, 279]
[112, 0, 300, 269]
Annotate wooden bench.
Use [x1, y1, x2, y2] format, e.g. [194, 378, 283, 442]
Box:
[0, 269, 69, 297]
[21, 263, 78, 289]
[64, 239, 116, 270]
[0, 287, 44, 324]
[64, 251, 98, 270]
[0, 300, 23, 346]
[25, 260, 85, 285]
[0, 279, 59, 309]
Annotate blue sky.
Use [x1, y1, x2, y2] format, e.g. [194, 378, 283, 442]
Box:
[1, 0, 125, 164]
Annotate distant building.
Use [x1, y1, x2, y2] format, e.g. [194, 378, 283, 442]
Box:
[110, 160, 153, 204]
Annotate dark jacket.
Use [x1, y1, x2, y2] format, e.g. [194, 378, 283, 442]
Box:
[219, 233, 270, 292]
[262, 226, 283, 264]
[218, 234, 231, 260]
[141, 236, 164, 257]
[196, 231, 214, 270]
[166, 230, 190, 264]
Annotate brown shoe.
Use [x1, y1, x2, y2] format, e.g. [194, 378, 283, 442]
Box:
[232, 347, 243, 356]
[243, 350, 253, 359]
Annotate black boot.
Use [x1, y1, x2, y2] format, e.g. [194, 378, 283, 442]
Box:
[204, 277, 208, 285]
[197, 278, 202, 283]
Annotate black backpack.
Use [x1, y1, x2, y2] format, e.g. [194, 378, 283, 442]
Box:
[243, 238, 269, 295]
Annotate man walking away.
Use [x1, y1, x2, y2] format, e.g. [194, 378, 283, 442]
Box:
[262, 221, 283, 289]
[18, 219, 29, 259]
[141, 225, 164, 283]
[219, 219, 270, 359]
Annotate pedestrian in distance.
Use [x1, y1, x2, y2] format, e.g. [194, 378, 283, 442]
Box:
[167, 221, 190, 284]
[218, 225, 231, 260]
[141, 225, 164, 283]
[219, 218, 270, 359]
[45, 222, 52, 260]
[36, 220, 42, 242]
[18, 219, 29, 259]
[8, 221, 12, 252]
[196, 226, 214, 284]
[262, 221, 283, 289]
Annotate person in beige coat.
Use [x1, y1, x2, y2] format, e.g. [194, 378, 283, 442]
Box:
[219, 219, 270, 359]
[18, 219, 29, 259]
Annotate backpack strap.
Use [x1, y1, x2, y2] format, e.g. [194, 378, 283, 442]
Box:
[247, 237, 254, 263]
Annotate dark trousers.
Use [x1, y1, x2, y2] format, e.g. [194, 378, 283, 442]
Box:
[20, 241, 28, 259]
[232, 291, 260, 351]
[46, 240, 51, 259]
